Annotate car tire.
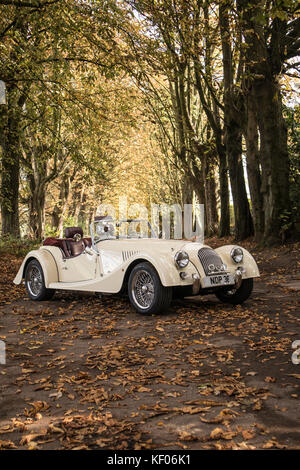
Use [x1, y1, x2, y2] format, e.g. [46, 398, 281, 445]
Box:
[215, 278, 253, 305]
[128, 262, 172, 315]
[25, 259, 55, 301]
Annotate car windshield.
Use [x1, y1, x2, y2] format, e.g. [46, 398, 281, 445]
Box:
[91, 219, 157, 244]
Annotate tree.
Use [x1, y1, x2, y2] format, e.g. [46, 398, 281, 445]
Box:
[237, 0, 299, 243]
[219, 1, 253, 239]
[0, 0, 131, 236]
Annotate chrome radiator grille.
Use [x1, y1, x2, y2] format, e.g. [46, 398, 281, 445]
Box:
[198, 247, 225, 275]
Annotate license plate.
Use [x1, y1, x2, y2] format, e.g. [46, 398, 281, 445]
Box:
[201, 274, 235, 288]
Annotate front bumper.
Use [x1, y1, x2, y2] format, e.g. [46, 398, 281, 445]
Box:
[192, 274, 201, 294]
[192, 268, 243, 295]
[201, 273, 235, 289]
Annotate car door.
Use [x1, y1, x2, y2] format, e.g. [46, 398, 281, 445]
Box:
[98, 249, 123, 276]
[59, 250, 98, 283]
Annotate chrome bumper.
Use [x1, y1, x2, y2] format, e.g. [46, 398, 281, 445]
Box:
[192, 274, 201, 295]
[192, 268, 244, 294]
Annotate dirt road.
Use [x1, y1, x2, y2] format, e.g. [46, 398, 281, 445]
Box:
[0, 239, 299, 449]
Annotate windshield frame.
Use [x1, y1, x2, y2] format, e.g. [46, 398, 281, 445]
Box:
[90, 218, 158, 249]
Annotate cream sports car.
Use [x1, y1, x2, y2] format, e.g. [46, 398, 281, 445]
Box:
[14, 217, 260, 315]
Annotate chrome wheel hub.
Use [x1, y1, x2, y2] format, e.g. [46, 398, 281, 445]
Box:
[226, 288, 237, 296]
[132, 270, 155, 309]
[27, 266, 43, 297]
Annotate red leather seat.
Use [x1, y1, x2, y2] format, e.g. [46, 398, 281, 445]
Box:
[43, 237, 72, 258]
[64, 227, 83, 239]
[64, 227, 85, 257]
[43, 227, 88, 258]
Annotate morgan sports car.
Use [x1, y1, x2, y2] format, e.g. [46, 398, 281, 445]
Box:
[14, 217, 260, 315]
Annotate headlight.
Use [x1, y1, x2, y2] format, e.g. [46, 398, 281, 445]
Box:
[174, 251, 189, 268]
[231, 247, 243, 263]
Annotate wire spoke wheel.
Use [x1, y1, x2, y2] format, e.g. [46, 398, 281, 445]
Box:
[223, 287, 237, 297]
[26, 265, 43, 297]
[24, 259, 55, 301]
[131, 269, 155, 309]
[128, 262, 172, 315]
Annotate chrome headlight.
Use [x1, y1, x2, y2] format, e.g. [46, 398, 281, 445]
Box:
[174, 250, 189, 269]
[231, 247, 243, 263]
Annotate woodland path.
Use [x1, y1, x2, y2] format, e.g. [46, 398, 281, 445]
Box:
[0, 239, 299, 450]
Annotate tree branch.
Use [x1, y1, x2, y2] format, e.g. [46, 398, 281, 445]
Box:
[0, 0, 60, 7]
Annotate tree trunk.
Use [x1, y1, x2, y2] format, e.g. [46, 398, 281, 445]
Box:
[237, 0, 292, 244]
[219, 2, 253, 240]
[87, 205, 95, 234]
[202, 151, 219, 236]
[76, 191, 87, 229]
[29, 188, 45, 240]
[193, 44, 230, 237]
[0, 86, 24, 237]
[51, 203, 60, 232]
[181, 173, 194, 205]
[57, 175, 72, 237]
[253, 79, 290, 243]
[73, 184, 85, 225]
[213, 103, 230, 237]
[225, 109, 253, 240]
[218, 144, 230, 237]
[50, 163, 78, 237]
[26, 151, 48, 240]
[245, 91, 264, 238]
[207, 167, 219, 235]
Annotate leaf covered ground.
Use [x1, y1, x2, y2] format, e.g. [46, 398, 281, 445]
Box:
[0, 238, 300, 450]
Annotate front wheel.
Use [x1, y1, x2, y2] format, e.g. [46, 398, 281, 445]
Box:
[25, 259, 55, 301]
[215, 278, 253, 305]
[128, 262, 172, 315]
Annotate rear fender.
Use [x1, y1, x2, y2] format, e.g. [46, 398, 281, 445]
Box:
[13, 248, 59, 286]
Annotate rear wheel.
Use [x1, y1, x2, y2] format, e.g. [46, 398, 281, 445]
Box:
[128, 262, 172, 315]
[25, 259, 55, 301]
[215, 278, 253, 305]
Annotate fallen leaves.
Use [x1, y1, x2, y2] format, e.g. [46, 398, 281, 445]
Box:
[20, 433, 44, 446]
[24, 401, 50, 417]
[49, 390, 63, 399]
[200, 408, 240, 424]
[265, 376, 276, 383]
[210, 427, 238, 440]
[137, 386, 152, 393]
[178, 430, 199, 442]
[263, 439, 286, 449]
[241, 429, 256, 440]
[0, 439, 17, 449]
[178, 424, 257, 446]
[155, 326, 164, 332]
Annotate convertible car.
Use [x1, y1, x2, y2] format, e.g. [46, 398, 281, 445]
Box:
[14, 217, 260, 315]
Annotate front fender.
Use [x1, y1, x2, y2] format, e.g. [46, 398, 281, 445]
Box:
[215, 245, 260, 279]
[126, 252, 200, 287]
[13, 248, 59, 286]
